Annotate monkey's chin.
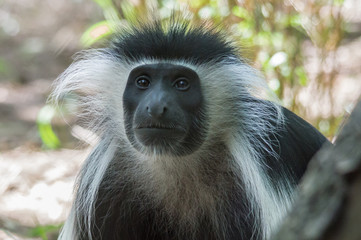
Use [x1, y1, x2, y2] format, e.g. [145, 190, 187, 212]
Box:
[134, 128, 185, 147]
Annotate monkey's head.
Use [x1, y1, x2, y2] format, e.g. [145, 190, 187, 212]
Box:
[112, 22, 243, 156]
[123, 62, 206, 156]
[52, 21, 273, 157]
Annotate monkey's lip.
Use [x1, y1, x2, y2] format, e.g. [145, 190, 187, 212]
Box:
[135, 127, 184, 135]
[136, 126, 175, 130]
[134, 126, 185, 144]
[135, 123, 185, 131]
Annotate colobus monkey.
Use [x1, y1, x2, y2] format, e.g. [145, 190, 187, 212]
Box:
[52, 20, 328, 240]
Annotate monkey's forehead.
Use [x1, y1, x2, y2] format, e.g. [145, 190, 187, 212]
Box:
[110, 22, 242, 64]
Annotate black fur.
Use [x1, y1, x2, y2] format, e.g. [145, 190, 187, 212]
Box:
[73, 100, 328, 240]
[77, 142, 260, 240]
[111, 22, 239, 64]
[56, 20, 330, 240]
[263, 105, 329, 188]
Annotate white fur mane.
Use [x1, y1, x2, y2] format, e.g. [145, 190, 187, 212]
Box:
[52, 49, 293, 240]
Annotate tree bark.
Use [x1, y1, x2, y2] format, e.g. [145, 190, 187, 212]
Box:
[272, 99, 361, 240]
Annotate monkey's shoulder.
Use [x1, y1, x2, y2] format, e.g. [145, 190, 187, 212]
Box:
[281, 107, 329, 156]
[270, 106, 330, 182]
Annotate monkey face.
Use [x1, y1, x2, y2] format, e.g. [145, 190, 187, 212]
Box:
[122, 63, 207, 156]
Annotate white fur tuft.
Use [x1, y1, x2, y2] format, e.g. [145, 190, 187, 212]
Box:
[54, 49, 293, 240]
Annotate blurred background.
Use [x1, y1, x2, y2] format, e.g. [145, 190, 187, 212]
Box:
[0, 0, 360, 239]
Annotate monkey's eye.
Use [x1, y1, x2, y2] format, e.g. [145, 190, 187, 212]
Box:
[135, 76, 151, 89]
[174, 78, 190, 91]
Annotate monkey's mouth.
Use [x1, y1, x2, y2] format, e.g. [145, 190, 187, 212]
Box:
[134, 124, 185, 146]
[137, 124, 175, 130]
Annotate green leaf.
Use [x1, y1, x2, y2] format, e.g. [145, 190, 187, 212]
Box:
[189, 0, 207, 9]
[232, 6, 249, 19]
[81, 21, 113, 47]
[295, 66, 308, 86]
[29, 224, 62, 240]
[36, 105, 61, 149]
[91, 0, 114, 9]
[333, 0, 344, 6]
[289, 14, 303, 28]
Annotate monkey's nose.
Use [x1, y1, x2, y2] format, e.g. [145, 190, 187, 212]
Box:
[147, 105, 167, 119]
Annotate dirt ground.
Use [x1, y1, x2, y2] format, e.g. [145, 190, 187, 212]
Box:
[0, 0, 101, 239]
[0, 0, 360, 239]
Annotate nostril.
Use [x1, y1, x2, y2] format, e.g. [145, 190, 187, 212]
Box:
[146, 106, 153, 117]
[147, 104, 167, 118]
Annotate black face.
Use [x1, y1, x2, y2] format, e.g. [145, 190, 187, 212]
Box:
[123, 63, 206, 156]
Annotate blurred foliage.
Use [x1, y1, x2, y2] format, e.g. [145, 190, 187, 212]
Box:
[38, 95, 80, 150]
[37, 105, 61, 149]
[33, 0, 346, 237]
[0, 57, 12, 78]
[43, 0, 345, 149]
[28, 223, 61, 240]
[81, 20, 113, 47]
[80, 0, 345, 138]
